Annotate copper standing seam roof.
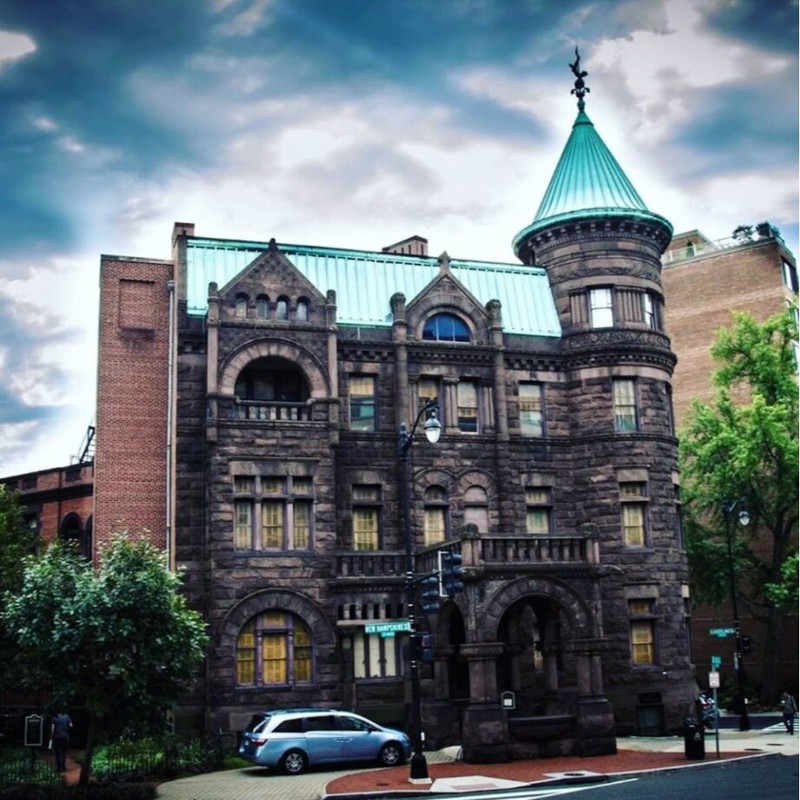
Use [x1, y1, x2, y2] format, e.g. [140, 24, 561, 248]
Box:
[185, 239, 562, 338]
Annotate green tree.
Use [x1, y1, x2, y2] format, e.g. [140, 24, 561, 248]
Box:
[680, 307, 798, 703]
[2, 532, 208, 785]
[0, 484, 42, 691]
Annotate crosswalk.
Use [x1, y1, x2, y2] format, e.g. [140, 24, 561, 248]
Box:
[422, 776, 639, 800]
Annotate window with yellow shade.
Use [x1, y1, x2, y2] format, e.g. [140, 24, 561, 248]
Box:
[423, 486, 448, 546]
[233, 474, 314, 551]
[236, 611, 314, 686]
[628, 599, 656, 666]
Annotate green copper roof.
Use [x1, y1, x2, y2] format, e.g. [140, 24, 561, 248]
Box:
[185, 238, 561, 337]
[536, 108, 648, 219]
[513, 105, 672, 257]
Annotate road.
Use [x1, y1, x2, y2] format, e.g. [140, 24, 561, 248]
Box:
[326, 755, 798, 800]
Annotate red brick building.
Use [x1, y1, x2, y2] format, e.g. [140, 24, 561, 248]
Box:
[661, 228, 799, 699]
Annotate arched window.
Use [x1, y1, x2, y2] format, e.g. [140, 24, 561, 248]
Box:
[296, 298, 309, 321]
[256, 295, 270, 319]
[423, 486, 448, 545]
[235, 357, 310, 420]
[463, 485, 489, 533]
[422, 313, 470, 342]
[236, 611, 313, 686]
[276, 296, 290, 320]
[60, 513, 90, 559]
[235, 294, 248, 318]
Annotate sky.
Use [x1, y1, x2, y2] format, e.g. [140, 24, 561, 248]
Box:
[0, 0, 797, 477]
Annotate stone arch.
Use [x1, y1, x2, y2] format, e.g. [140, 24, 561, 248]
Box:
[219, 339, 330, 398]
[482, 576, 594, 641]
[218, 588, 336, 651]
[453, 468, 496, 500]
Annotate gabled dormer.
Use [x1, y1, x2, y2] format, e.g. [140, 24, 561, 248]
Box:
[217, 239, 328, 326]
[404, 252, 493, 347]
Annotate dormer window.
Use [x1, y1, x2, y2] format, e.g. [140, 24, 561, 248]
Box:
[423, 313, 470, 342]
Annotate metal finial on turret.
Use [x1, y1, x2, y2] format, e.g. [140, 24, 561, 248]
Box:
[569, 46, 590, 110]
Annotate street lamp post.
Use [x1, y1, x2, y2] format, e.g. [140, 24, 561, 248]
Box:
[398, 397, 442, 784]
[722, 499, 751, 732]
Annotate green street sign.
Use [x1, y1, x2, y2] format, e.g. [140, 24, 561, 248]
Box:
[711, 656, 722, 669]
[708, 627, 735, 637]
[364, 621, 411, 636]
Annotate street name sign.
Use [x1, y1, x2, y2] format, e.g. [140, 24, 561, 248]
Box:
[708, 627, 735, 637]
[364, 621, 411, 637]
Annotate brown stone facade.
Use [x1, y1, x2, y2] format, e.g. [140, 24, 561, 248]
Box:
[119, 214, 697, 758]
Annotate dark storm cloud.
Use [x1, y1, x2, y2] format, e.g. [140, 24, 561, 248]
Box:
[704, 0, 799, 53]
[0, 0, 597, 265]
[0, 1, 220, 260]
[671, 80, 799, 176]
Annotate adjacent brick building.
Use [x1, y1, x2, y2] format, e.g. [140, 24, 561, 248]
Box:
[661, 228, 799, 697]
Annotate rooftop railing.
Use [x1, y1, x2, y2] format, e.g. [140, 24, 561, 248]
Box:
[662, 226, 783, 265]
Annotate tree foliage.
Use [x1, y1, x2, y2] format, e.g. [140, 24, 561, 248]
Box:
[0, 485, 42, 691]
[2, 532, 208, 785]
[680, 307, 798, 701]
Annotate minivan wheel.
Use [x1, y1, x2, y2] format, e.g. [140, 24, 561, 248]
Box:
[378, 742, 404, 767]
[280, 749, 308, 774]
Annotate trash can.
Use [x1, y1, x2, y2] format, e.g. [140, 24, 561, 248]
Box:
[683, 716, 705, 760]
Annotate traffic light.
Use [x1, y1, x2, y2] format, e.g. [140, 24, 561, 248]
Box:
[419, 575, 441, 614]
[441, 551, 464, 596]
[740, 635, 753, 655]
[419, 633, 434, 662]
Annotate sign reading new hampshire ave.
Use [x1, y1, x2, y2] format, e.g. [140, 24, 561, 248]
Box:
[708, 627, 736, 637]
[364, 621, 411, 637]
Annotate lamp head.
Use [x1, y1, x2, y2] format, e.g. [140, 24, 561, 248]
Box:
[738, 509, 750, 527]
[423, 410, 442, 444]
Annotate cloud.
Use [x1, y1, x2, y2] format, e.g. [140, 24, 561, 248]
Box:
[0, 28, 35, 67]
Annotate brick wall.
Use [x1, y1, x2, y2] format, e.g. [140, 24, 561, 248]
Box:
[662, 239, 792, 427]
[94, 257, 173, 553]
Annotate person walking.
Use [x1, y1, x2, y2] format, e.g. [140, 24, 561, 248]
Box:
[50, 710, 73, 772]
[780, 690, 797, 734]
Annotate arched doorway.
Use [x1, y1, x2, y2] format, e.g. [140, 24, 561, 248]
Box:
[497, 596, 576, 716]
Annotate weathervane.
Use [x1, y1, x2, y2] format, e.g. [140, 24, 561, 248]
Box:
[569, 46, 590, 109]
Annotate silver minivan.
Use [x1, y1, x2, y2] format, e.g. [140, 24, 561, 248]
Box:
[239, 708, 412, 774]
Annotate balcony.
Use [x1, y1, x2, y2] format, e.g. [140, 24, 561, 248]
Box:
[333, 532, 599, 584]
[234, 400, 311, 421]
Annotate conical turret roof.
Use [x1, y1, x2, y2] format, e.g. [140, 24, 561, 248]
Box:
[534, 107, 648, 219]
[513, 62, 671, 260]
